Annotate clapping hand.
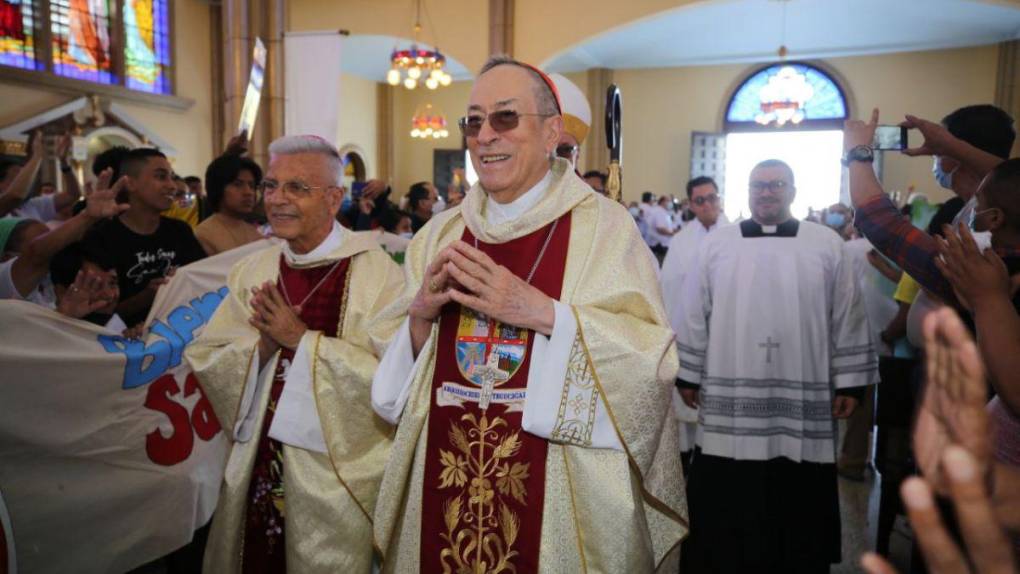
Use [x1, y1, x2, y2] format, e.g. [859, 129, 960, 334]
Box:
[57, 269, 115, 319]
[935, 222, 1020, 311]
[861, 307, 1015, 574]
[861, 447, 1016, 574]
[913, 307, 992, 497]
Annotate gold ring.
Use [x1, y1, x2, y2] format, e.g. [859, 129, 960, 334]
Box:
[428, 279, 439, 293]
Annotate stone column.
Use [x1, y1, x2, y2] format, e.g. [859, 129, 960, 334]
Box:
[489, 0, 514, 57]
[220, 0, 250, 154]
[264, 0, 286, 153]
[377, 83, 395, 184]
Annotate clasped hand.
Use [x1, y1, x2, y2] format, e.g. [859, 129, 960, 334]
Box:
[410, 240, 555, 336]
[249, 280, 307, 354]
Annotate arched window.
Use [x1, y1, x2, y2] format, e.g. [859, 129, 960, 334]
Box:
[724, 62, 849, 132]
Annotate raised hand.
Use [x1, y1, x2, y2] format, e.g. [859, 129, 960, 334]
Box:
[57, 269, 114, 319]
[901, 114, 958, 158]
[85, 168, 130, 220]
[27, 129, 44, 158]
[843, 108, 879, 152]
[914, 307, 992, 497]
[56, 133, 72, 161]
[225, 130, 249, 156]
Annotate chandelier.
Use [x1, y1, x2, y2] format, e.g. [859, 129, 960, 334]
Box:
[386, 0, 453, 90]
[410, 104, 449, 139]
[755, 64, 814, 126]
[755, 0, 812, 127]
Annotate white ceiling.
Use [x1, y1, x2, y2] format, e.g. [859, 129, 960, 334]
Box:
[340, 35, 472, 82]
[542, 0, 1020, 72]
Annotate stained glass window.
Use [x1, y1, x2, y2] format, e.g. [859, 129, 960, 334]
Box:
[725, 63, 848, 131]
[50, 0, 114, 84]
[123, 0, 170, 94]
[0, 0, 40, 70]
[0, 1, 173, 95]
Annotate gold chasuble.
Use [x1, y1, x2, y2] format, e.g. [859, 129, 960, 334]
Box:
[374, 159, 689, 573]
[186, 231, 405, 573]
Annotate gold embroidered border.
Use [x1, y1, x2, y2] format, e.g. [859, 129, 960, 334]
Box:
[550, 334, 599, 447]
[308, 257, 381, 553]
[561, 446, 590, 574]
[336, 259, 354, 338]
[568, 305, 691, 552]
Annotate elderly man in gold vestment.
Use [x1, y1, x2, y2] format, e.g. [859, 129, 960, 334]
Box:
[186, 135, 404, 573]
[371, 56, 688, 573]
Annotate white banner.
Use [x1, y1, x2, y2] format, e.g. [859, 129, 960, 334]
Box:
[284, 31, 344, 144]
[0, 240, 271, 574]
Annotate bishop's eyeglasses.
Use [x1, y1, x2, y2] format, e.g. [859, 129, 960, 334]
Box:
[458, 110, 555, 137]
[259, 179, 336, 199]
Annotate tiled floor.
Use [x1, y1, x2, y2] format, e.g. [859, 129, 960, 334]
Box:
[833, 422, 914, 574]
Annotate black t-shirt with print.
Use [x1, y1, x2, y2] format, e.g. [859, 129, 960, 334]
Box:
[82, 216, 206, 326]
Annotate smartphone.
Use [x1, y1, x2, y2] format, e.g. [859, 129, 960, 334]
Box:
[351, 181, 367, 200]
[873, 125, 908, 151]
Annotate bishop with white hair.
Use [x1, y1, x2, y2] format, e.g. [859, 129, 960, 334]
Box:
[186, 135, 405, 572]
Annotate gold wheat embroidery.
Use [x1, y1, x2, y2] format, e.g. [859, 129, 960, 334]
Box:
[437, 412, 529, 574]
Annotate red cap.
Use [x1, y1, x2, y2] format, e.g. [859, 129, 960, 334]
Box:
[520, 63, 563, 115]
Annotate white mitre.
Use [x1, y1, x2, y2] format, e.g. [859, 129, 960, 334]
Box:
[548, 72, 592, 144]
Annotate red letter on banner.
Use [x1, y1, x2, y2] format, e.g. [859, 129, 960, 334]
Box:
[184, 373, 222, 441]
[144, 374, 194, 465]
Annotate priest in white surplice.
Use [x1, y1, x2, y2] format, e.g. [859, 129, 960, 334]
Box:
[676, 159, 877, 574]
[660, 175, 727, 460]
[370, 56, 687, 573]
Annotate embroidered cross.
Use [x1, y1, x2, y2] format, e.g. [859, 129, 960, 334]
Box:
[473, 350, 510, 410]
[758, 336, 780, 364]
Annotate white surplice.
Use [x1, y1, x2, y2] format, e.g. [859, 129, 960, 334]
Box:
[676, 218, 877, 463]
[371, 172, 623, 450]
[660, 216, 728, 451]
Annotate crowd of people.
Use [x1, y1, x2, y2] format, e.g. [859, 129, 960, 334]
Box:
[0, 55, 1018, 574]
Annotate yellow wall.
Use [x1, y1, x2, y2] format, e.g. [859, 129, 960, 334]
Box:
[392, 80, 471, 198]
[287, 0, 488, 75]
[0, 0, 213, 178]
[610, 44, 999, 203]
[337, 73, 379, 179]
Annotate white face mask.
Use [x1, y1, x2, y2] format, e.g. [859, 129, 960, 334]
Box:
[399, 231, 414, 239]
[971, 228, 993, 251]
[432, 197, 447, 215]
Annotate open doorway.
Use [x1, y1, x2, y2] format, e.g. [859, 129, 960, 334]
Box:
[723, 130, 844, 221]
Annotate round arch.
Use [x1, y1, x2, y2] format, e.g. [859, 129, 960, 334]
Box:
[338, 143, 369, 186]
[83, 126, 143, 179]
